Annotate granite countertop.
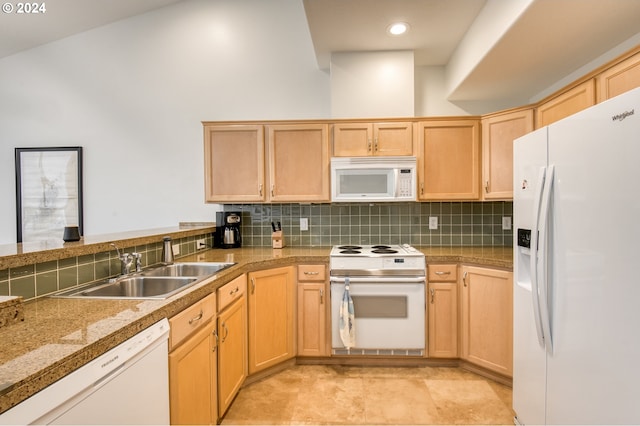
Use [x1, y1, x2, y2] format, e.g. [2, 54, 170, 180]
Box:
[0, 245, 512, 414]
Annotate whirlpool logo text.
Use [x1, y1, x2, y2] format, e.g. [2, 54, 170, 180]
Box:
[612, 109, 635, 121]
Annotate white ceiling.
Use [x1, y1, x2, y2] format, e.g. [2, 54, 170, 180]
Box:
[1, 0, 640, 105]
[0, 0, 183, 58]
[304, 0, 640, 104]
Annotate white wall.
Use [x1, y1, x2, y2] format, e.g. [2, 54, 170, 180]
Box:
[415, 67, 470, 117]
[0, 0, 330, 244]
[330, 51, 414, 118]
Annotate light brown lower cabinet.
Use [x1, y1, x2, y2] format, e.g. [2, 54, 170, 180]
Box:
[460, 265, 513, 377]
[168, 293, 218, 425]
[297, 265, 329, 357]
[217, 275, 248, 418]
[427, 264, 458, 358]
[248, 266, 296, 374]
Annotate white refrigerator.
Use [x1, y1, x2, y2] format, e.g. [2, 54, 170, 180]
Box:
[513, 87, 640, 425]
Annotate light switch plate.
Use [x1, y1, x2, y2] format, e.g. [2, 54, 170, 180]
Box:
[502, 217, 512, 230]
[300, 218, 309, 231]
[429, 216, 438, 230]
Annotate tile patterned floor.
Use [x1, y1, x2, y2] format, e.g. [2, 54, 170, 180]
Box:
[221, 365, 514, 425]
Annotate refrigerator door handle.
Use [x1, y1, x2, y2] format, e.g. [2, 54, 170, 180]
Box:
[530, 166, 547, 348]
[538, 164, 555, 355]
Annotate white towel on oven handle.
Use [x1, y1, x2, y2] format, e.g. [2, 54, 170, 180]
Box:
[339, 277, 356, 349]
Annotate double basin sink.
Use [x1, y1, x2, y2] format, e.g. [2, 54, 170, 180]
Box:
[52, 262, 235, 300]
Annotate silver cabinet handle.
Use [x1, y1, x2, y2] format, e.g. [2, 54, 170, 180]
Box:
[435, 271, 451, 276]
[368, 139, 372, 152]
[212, 329, 218, 353]
[189, 309, 203, 325]
[463, 271, 468, 287]
[259, 183, 263, 196]
[420, 182, 425, 195]
[229, 286, 239, 296]
[271, 184, 275, 197]
[320, 289, 324, 304]
[485, 180, 490, 193]
[374, 138, 378, 152]
[430, 288, 435, 304]
[251, 277, 256, 294]
[304, 271, 320, 275]
[221, 322, 229, 343]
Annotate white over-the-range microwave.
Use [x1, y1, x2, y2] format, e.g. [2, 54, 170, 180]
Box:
[330, 156, 417, 202]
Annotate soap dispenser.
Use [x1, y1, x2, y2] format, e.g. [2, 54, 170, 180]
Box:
[161, 237, 174, 264]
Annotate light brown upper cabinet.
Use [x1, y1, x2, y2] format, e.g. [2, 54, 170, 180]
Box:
[267, 124, 330, 202]
[596, 51, 640, 102]
[536, 80, 596, 128]
[332, 121, 414, 157]
[204, 124, 265, 202]
[417, 119, 481, 200]
[481, 108, 534, 200]
[204, 123, 330, 203]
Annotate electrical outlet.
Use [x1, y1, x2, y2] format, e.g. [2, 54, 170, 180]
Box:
[196, 238, 206, 250]
[300, 217, 309, 231]
[172, 244, 180, 256]
[429, 216, 438, 230]
[502, 217, 512, 230]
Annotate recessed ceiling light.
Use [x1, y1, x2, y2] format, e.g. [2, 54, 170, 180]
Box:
[387, 22, 409, 36]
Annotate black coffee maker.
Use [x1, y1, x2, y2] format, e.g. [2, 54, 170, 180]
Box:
[215, 212, 241, 248]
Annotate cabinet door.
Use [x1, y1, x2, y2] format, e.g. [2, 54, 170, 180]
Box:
[332, 123, 372, 156]
[248, 266, 296, 374]
[481, 108, 534, 200]
[460, 266, 513, 377]
[169, 322, 217, 425]
[373, 122, 413, 156]
[218, 296, 247, 416]
[204, 124, 265, 202]
[297, 282, 328, 357]
[596, 51, 640, 102]
[536, 80, 595, 128]
[428, 282, 458, 358]
[267, 124, 330, 202]
[417, 120, 480, 200]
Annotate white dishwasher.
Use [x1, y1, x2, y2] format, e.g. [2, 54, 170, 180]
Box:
[0, 318, 170, 425]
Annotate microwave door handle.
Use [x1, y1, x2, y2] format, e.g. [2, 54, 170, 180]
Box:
[393, 169, 399, 197]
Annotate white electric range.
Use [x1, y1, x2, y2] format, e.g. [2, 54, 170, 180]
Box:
[329, 244, 426, 356]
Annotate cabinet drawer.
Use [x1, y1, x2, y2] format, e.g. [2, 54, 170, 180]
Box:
[169, 293, 216, 350]
[218, 274, 246, 311]
[428, 264, 457, 282]
[297, 265, 326, 281]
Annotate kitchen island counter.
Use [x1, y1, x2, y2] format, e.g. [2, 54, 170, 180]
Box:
[0, 245, 511, 414]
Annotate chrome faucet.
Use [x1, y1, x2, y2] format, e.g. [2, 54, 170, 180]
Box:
[111, 243, 134, 275]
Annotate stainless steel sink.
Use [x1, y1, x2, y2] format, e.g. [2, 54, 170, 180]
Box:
[53, 276, 198, 299]
[141, 262, 235, 277]
[52, 262, 236, 300]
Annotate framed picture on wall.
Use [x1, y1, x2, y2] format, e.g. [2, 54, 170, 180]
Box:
[15, 147, 84, 243]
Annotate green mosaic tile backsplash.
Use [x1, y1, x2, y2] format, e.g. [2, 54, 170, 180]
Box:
[223, 202, 513, 247]
[0, 233, 214, 301]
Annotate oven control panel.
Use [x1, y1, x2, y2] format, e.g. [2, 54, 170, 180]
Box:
[330, 256, 425, 271]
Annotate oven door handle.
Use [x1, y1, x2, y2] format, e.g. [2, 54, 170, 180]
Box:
[330, 277, 425, 284]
